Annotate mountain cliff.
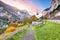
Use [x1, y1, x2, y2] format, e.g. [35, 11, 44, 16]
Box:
[0, 1, 31, 22]
[43, 0, 60, 19]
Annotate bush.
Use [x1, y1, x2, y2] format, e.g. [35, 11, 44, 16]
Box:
[9, 22, 18, 27]
[7, 27, 28, 40]
[17, 23, 24, 27]
[5, 27, 16, 33]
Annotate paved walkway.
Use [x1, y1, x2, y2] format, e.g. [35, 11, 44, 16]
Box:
[22, 25, 35, 40]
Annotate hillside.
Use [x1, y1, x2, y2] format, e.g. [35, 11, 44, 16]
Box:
[0, 1, 32, 22]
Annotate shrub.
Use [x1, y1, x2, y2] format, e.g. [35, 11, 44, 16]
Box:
[5, 27, 16, 33]
[9, 22, 18, 27]
[17, 23, 24, 27]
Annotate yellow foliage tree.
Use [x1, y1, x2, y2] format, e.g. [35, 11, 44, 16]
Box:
[29, 15, 37, 23]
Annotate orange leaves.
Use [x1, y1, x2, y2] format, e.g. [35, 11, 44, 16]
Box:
[43, 14, 49, 19]
[29, 15, 37, 23]
[5, 27, 16, 33]
[9, 22, 18, 27]
[9, 22, 24, 27]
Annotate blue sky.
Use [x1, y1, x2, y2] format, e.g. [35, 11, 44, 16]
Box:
[31, 0, 52, 10]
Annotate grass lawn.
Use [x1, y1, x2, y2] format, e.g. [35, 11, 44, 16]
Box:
[7, 26, 29, 40]
[33, 21, 60, 40]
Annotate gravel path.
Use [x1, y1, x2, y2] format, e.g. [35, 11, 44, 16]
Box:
[22, 25, 35, 40]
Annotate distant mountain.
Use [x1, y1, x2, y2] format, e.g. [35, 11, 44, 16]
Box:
[0, 1, 32, 22]
[17, 10, 33, 20]
[44, 7, 50, 11]
[0, 1, 20, 20]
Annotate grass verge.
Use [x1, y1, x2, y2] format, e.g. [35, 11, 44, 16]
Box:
[33, 21, 60, 40]
[7, 26, 29, 40]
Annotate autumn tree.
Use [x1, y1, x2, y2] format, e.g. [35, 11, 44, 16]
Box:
[29, 15, 37, 23]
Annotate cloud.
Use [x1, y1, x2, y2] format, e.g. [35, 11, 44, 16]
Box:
[1, 0, 42, 13]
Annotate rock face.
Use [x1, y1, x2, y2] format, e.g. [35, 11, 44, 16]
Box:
[43, 0, 60, 19]
[50, 0, 60, 19]
[50, 0, 58, 12]
[0, 1, 20, 21]
[0, 1, 33, 31]
[0, 1, 32, 22]
[17, 10, 32, 21]
[43, 0, 60, 11]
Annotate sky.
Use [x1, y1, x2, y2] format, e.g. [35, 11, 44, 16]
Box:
[26, 0, 52, 10]
[1, 0, 52, 13]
